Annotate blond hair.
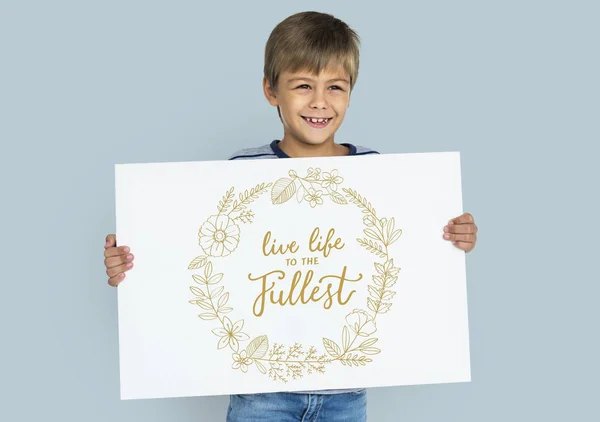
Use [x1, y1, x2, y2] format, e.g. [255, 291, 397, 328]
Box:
[264, 11, 361, 92]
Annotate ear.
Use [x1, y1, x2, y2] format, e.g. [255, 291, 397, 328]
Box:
[263, 77, 279, 107]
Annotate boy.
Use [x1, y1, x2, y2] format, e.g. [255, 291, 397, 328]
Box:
[104, 11, 478, 421]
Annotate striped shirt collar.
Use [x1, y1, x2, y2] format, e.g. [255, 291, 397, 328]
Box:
[270, 140, 358, 158]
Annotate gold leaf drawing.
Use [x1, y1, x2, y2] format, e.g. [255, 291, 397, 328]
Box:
[229, 183, 272, 214]
[386, 276, 398, 288]
[217, 292, 230, 308]
[217, 187, 235, 214]
[360, 347, 381, 355]
[329, 190, 348, 205]
[264, 343, 330, 382]
[271, 177, 297, 205]
[199, 313, 217, 320]
[188, 255, 207, 269]
[233, 209, 255, 224]
[368, 285, 383, 301]
[357, 238, 387, 258]
[342, 326, 350, 352]
[190, 286, 206, 297]
[204, 262, 213, 279]
[372, 275, 385, 287]
[367, 298, 379, 313]
[296, 185, 305, 203]
[207, 273, 224, 285]
[339, 354, 372, 367]
[364, 228, 383, 242]
[192, 274, 206, 285]
[323, 338, 342, 358]
[384, 217, 394, 241]
[255, 360, 267, 374]
[378, 303, 392, 314]
[358, 338, 378, 349]
[381, 291, 396, 301]
[389, 229, 402, 244]
[383, 218, 403, 246]
[342, 188, 377, 218]
[197, 301, 214, 311]
[211, 286, 224, 298]
[246, 335, 269, 359]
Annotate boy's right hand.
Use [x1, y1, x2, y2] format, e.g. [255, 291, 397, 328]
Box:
[104, 234, 134, 286]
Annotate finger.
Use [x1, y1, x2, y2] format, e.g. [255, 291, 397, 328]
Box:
[108, 272, 126, 287]
[448, 213, 474, 225]
[443, 233, 476, 243]
[444, 224, 477, 234]
[106, 261, 134, 278]
[105, 253, 134, 269]
[104, 245, 130, 259]
[452, 241, 475, 252]
[105, 234, 117, 248]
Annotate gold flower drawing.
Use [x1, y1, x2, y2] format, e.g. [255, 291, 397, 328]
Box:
[321, 170, 344, 191]
[198, 215, 240, 257]
[304, 188, 324, 208]
[232, 350, 253, 373]
[345, 309, 377, 337]
[189, 168, 403, 382]
[211, 316, 249, 352]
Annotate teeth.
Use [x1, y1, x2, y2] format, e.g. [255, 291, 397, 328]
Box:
[307, 118, 328, 123]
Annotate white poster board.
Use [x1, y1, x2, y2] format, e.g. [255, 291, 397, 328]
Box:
[115, 152, 471, 400]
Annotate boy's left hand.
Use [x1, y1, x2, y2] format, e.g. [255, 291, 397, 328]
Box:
[443, 212, 478, 252]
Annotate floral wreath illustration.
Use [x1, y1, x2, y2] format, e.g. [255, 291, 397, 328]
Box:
[188, 168, 402, 382]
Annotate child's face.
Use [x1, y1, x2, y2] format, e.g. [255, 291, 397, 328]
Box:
[263, 66, 351, 148]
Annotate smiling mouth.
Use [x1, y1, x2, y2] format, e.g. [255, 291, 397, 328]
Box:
[302, 116, 333, 128]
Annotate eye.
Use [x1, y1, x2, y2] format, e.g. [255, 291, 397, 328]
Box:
[329, 85, 345, 91]
[297, 84, 310, 89]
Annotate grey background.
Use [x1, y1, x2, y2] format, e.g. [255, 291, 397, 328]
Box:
[1, 0, 598, 421]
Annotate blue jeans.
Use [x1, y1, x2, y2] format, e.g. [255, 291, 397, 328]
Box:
[226, 390, 367, 422]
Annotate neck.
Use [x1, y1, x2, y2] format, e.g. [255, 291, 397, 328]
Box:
[278, 136, 349, 158]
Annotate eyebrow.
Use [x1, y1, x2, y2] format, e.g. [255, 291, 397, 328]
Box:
[286, 77, 350, 84]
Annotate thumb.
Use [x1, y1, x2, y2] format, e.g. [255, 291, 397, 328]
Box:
[105, 234, 117, 248]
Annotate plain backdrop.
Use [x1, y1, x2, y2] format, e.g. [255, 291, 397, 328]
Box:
[1, 1, 598, 421]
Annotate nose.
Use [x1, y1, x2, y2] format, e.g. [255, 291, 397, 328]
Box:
[309, 89, 328, 110]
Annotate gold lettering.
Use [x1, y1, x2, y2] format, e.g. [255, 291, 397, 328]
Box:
[299, 270, 316, 304]
[262, 231, 299, 257]
[248, 270, 284, 317]
[288, 269, 307, 306]
[323, 266, 362, 307]
[308, 227, 345, 258]
[248, 266, 361, 317]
